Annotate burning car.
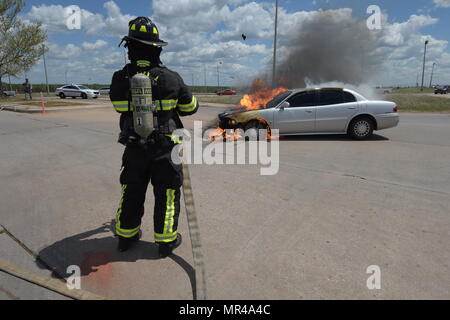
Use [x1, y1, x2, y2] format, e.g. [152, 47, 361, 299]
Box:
[218, 87, 399, 140]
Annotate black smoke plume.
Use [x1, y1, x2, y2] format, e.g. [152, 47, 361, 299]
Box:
[276, 9, 382, 88]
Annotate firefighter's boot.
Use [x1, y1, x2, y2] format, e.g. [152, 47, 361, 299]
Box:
[158, 233, 182, 258]
[117, 233, 141, 252]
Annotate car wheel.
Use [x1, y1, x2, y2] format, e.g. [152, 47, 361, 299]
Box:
[244, 120, 270, 141]
[59, 93, 66, 99]
[348, 117, 374, 140]
[81, 93, 88, 99]
[72, 96, 76, 99]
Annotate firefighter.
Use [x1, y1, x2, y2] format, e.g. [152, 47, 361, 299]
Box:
[110, 17, 199, 257]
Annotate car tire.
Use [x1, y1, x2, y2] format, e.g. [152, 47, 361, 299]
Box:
[72, 96, 76, 99]
[59, 93, 66, 99]
[348, 117, 374, 140]
[81, 93, 88, 99]
[244, 120, 270, 141]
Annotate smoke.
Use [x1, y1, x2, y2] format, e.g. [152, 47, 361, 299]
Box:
[277, 9, 383, 88]
[304, 80, 382, 100]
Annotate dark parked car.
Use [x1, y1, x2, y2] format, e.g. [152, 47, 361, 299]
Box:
[434, 86, 448, 94]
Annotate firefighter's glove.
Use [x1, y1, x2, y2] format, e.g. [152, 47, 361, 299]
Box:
[118, 132, 139, 146]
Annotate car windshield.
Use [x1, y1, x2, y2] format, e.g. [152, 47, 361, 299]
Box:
[78, 85, 89, 90]
[266, 90, 292, 109]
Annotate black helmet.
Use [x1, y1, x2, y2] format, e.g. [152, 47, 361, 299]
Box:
[121, 17, 167, 47]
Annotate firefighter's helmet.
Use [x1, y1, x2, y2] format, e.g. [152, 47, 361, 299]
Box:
[122, 17, 167, 47]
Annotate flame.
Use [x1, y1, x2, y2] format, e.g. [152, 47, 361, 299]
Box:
[239, 78, 288, 111]
[208, 127, 243, 142]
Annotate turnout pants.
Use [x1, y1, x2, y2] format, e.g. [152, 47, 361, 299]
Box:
[116, 145, 183, 243]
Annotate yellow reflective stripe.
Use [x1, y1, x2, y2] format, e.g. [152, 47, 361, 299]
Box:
[116, 226, 140, 238]
[139, 25, 147, 32]
[177, 96, 197, 112]
[137, 60, 150, 67]
[112, 101, 129, 112]
[153, 27, 158, 34]
[165, 134, 182, 144]
[163, 189, 176, 234]
[130, 24, 136, 31]
[155, 99, 178, 111]
[116, 185, 141, 238]
[154, 231, 178, 243]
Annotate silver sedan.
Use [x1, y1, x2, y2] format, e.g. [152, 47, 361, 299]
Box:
[219, 88, 399, 140]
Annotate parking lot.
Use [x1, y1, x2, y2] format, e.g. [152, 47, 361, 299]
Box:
[1, 106, 449, 299]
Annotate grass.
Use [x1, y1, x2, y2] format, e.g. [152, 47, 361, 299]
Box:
[386, 94, 450, 112]
[197, 94, 243, 105]
[28, 101, 89, 108]
[0, 97, 89, 108]
[391, 88, 435, 94]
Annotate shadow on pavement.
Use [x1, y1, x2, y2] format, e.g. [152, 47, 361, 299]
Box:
[35, 220, 197, 299]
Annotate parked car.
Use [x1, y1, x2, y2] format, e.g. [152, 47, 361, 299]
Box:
[2, 90, 16, 97]
[218, 87, 399, 140]
[216, 89, 237, 96]
[434, 86, 448, 94]
[99, 87, 110, 95]
[55, 84, 99, 99]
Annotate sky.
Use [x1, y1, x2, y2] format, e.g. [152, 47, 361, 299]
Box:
[13, 0, 450, 87]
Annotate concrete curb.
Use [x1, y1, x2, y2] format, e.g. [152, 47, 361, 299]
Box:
[0, 102, 233, 114]
[1, 104, 111, 113]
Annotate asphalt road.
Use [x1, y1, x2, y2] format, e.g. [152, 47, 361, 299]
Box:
[0, 107, 449, 300]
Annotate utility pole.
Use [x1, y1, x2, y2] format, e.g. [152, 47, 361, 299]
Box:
[420, 40, 429, 92]
[217, 62, 222, 88]
[272, 0, 279, 88]
[203, 65, 207, 87]
[42, 46, 50, 95]
[429, 62, 436, 88]
[65, 70, 68, 85]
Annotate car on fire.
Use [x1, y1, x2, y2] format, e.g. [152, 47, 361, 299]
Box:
[218, 87, 399, 140]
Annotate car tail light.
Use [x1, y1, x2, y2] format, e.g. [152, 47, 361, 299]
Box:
[393, 105, 398, 112]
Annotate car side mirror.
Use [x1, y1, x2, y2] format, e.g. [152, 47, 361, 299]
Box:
[279, 101, 290, 110]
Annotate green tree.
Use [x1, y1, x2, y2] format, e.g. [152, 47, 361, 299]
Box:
[0, 0, 47, 90]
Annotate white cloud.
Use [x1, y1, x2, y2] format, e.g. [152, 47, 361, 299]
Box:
[46, 43, 82, 60]
[433, 0, 450, 8]
[24, 1, 133, 38]
[82, 40, 108, 51]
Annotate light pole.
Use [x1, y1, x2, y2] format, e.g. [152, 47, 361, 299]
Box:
[272, 0, 279, 88]
[429, 62, 436, 88]
[42, 45, 50, 95]
[420, 40, 429, 92]
[217, 61, 222, 88]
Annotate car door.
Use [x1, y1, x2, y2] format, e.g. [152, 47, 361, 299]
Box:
[64, 86, 77, 97]
[315, 89, 359, 132]
[273, 90, 317, 134]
